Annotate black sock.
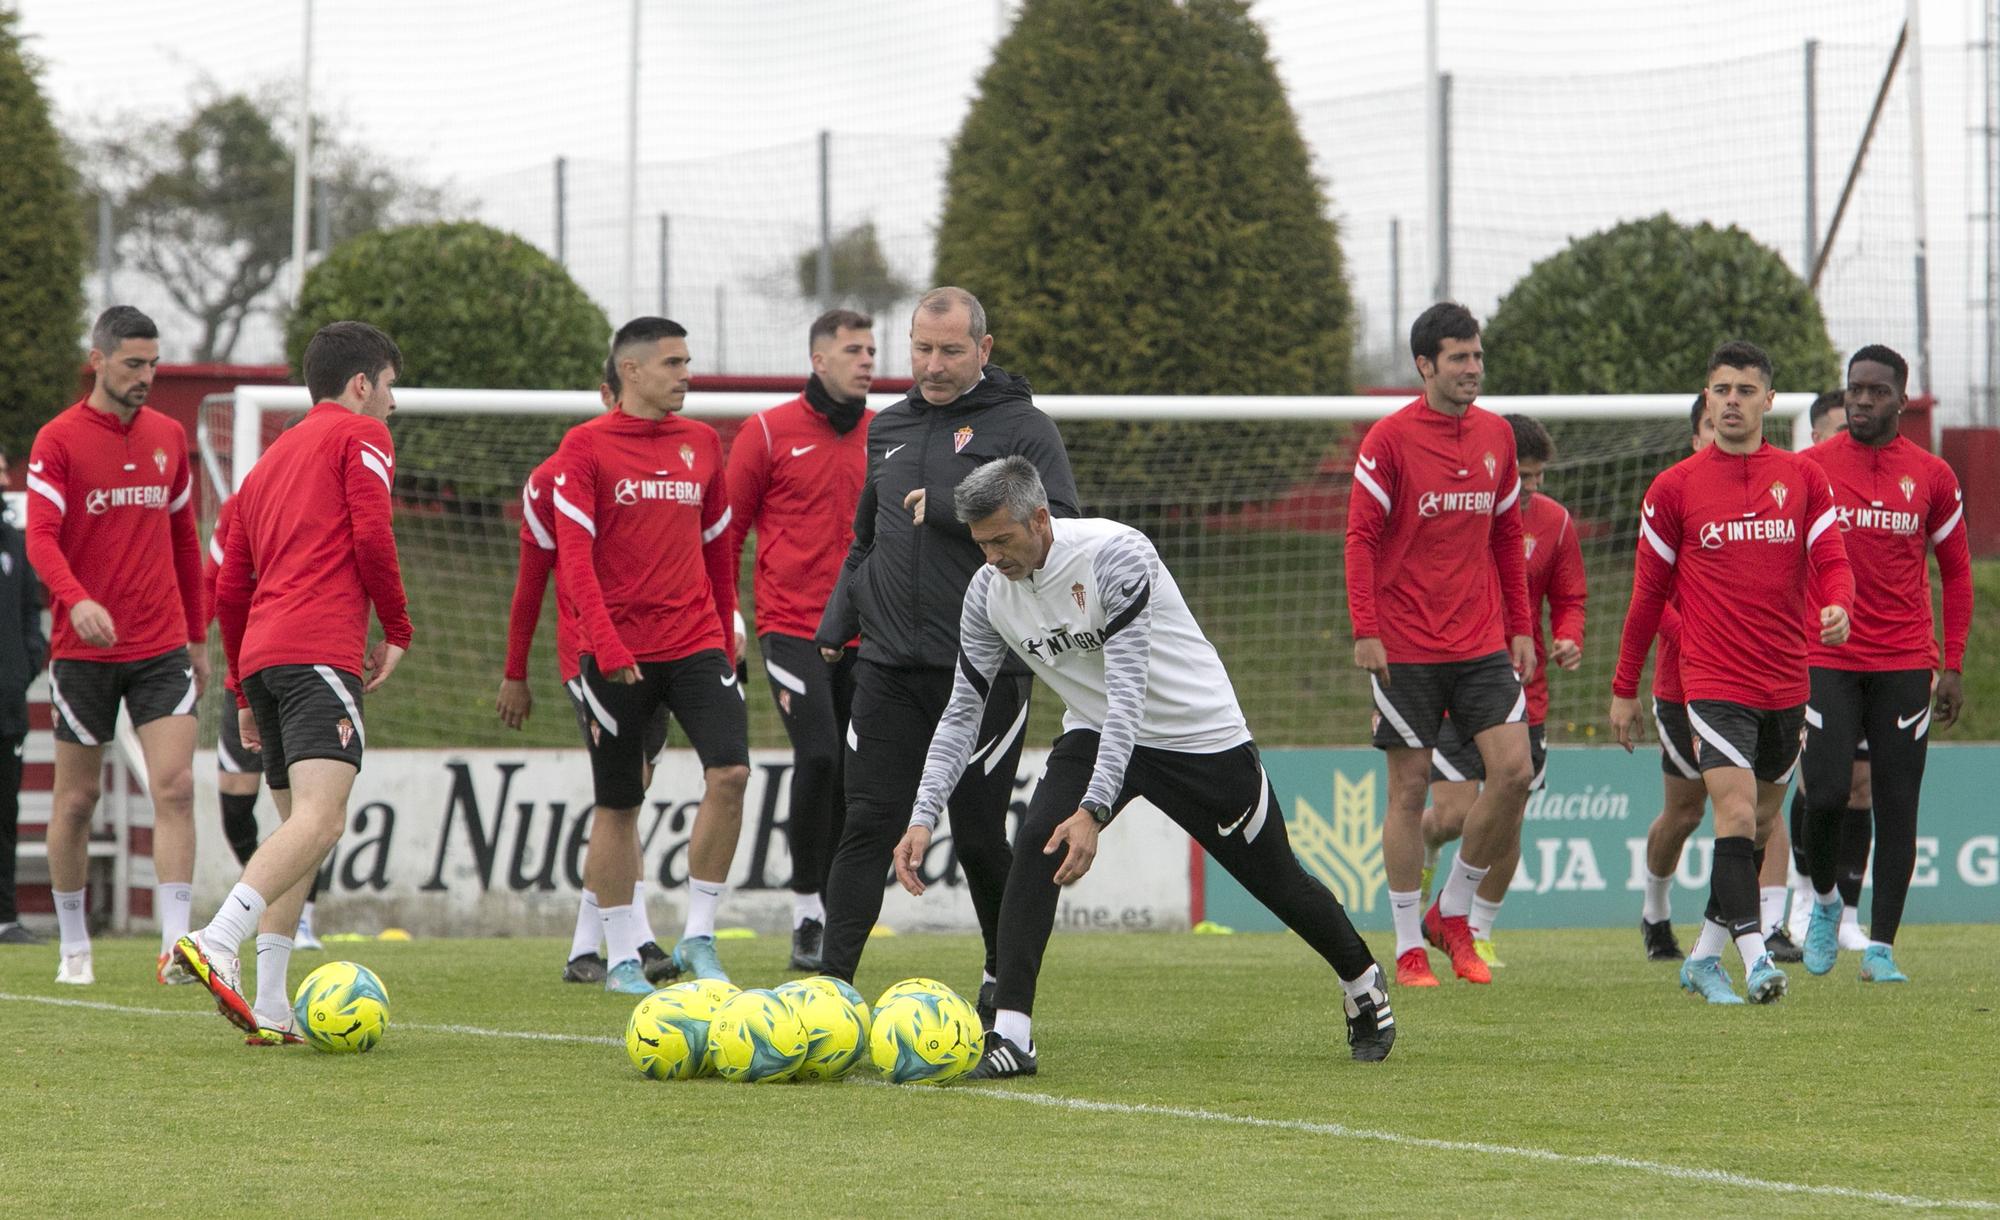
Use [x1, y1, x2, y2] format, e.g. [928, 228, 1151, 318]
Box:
[1712, 835, 1761, 941]
[1788, 788, 1811, 875]
[219, 792, 260, 866]
[1837, 806, 1872, 909]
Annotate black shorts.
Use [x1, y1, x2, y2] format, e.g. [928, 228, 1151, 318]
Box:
[241, 664, 367, 790]
[565, 677, 669, 765]
[1431, 720, 1546, 790]
[48, 646, 197, 746]
[1653, 698, 1701, 780]
[217, 696, 260, 775]
[1687, 699, 1805, 785]
[1370, 650, 1525, 751]
[576, 650, 748, 809]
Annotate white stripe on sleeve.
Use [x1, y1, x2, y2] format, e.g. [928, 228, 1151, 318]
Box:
[553, 488, 596, 537]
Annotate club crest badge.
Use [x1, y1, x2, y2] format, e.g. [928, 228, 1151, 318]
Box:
[1482, 451, 1497, 479]
[153, 447, 168, 475]
[778, 689, 792, 716]
[1900, 475, 1916, 502]
[590, 721, 602, 746]
[954, 427, 974, 454]
[1523, 534, 1537, 560]
[1770, 481, 1789, 510]
[679, 443, 695, 469]
[336, 718, 355, 748]
[1071, 581, 1087, 610]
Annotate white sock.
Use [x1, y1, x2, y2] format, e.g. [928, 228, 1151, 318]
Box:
[1734, 928, 1769, 968]
[569, 889, 602, 960]
[1758, 886, 1787, 935]
[253, 933, 294, 1026]
[601, 903, 639, 967]
[1642, 873, 1673, 924]
[993, 1008, 1032, 1049]
[1839, 907, 1862, 933]
[155, 883, 193, 952]
[202, 883, 266, 959]
[298, 901, 316, 935]
[683, 878, 726, 941]
[54, 887, 89, 955]
[1338, 963, 1382, 1000]
[631, 881, 660, 947]
[1468, 896, 1503, 940]
[793, 892, 824, 928]
[1868, 939, 1893, 952]
[1438, 855, 1489, 919]
[1815, 888, 1840, 908]
[1389, 889, 1424, 957]
[1691, 918, 1730, 960]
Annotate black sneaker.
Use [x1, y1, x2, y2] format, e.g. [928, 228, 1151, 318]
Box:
[0, 922, 44, 945]
[1764, 927, 1805, 963]
[965, 1034, 1036, 1080]
[1642, 918, 1685, 961]
[789, 918, 824, 972]
[562, 951, 607, 984]
[976, 980, 996, 1033]
[638, 940, 678, 986]
[1343, 978, 1396, 1062]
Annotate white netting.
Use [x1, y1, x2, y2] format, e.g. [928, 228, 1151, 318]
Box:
[201, 389, 1806, 752]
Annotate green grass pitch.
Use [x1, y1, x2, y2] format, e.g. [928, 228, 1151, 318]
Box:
[3, 927, 1997, 1216]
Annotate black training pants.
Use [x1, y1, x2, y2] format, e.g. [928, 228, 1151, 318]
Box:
[1802, 667, 1932, 944]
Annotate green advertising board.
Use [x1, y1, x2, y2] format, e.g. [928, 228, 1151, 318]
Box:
[1203, 745, 2000, 931]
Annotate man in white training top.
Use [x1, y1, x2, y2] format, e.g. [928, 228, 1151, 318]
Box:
[892, 456, 1393, 1078]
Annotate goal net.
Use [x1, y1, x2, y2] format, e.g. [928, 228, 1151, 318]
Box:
[201, 389, 1810, 752]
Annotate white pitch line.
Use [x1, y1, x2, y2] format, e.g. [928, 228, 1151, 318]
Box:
[7, 991, 1994, 1212]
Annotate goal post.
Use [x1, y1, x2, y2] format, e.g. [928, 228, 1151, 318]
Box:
[209, 387, 1811, 753]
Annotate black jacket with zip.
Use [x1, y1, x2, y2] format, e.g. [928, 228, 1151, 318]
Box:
[816, 365, 1079, 672]
[0, 504, 48, 739]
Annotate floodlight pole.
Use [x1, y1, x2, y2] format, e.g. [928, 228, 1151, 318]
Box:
[1906, 0, 1933, 397]
[290, 0, 314, 305]
[623, 0, 641, 321]
[1425, 0, 1446, 302]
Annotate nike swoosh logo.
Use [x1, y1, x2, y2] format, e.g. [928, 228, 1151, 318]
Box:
[527, 485, 540, 500]
[720, 671, 737, 688]
[791, 445, 817, 457]
[184, 668, 194, 680]
[1897, 709, 1926, 730]
[1644, 501, 1656, 518]
[1216, 800, 1257, 837]
[27, 460, 43, 473]
[233, 896, 252, 911]
[1358, 454, 1377, 471]
[554, 474, 567, 486]
[1118, 579, 1143, 598]
[884, 444, 907, 460]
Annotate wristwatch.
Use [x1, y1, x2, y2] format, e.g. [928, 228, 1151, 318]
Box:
[1080, 799, 1113, 826]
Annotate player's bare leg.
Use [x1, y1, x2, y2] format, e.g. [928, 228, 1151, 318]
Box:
[136, 714, 198, 979]
[1416, 722, 1526, 982]
[671, 764, 751, 981]
[1382, 747, 1437, 985]
[243, 786, 310, 1043]
[1686, 766, 1785, 1002]
[46, 741, 106, 982]
[1419, 779, 1476, 901]
[585, 805, 644, 988]
[1642, 774, 1706, 958]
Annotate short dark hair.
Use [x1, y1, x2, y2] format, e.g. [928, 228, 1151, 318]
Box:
[954, 455, 1047, 525]
[611, 316, 688, 369]
[303, 321, 403, 403]
[809, 309, 873, 348]
[1848, 343, 1909, 393]
[1505, 413, 1554, 464]
[1410, 301, 1480, 365]
[91, 305, 158, 355]
[1706, 339, 1773, 385]
[602, 355, 621, 399]
[1809, 390, 1846, 426]
[914, 287, 987, 340]
[1689, 392, 1708, 436]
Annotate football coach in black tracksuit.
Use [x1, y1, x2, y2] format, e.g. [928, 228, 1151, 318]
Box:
[814, 287, 1078, 1021]
[0, 450, 50, 945]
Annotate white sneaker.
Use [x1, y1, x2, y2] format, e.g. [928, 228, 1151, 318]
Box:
[1838, 918, 1871, 951]
[294, 920, 323, 951]
[56, 951, 94, 986]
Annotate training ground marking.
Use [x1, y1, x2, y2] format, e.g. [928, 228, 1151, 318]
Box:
[7, 991, 1995, 1212]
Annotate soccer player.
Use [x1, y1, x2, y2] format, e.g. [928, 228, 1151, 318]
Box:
[1632, 394, 1715, 961]
[498, 362, 676, 987]
[25, 306, 206, 987]
[1808, 389, 1848, 444]
[1419, 413, 1583, 967]
[726, 308, 875, 971]
[1797, 345, 1972, 982]
[552, 317, 750, 992]
[176, 321, 413, 1043]
[814, 287, 1079, 1025]
[0, 446, 49, 946]
[205, 494, 327, 951]
[1611, 340, 1853, 1006]
[1345, 301, 1535, 988]
[892, 457, 1393, 1076]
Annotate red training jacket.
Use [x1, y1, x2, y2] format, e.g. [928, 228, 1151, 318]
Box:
[202, 494, 238, 629]
[25, 400, 204, 661]
[1522, 491, 1586, 724]
[1613, 442, 1853, 710]
[215, 403, 413, 693]
[1345, 396, 1532, 663]
[505, 449, 582, 683]
[552, 408, 734, 673]
[1802, 432, 1972, 673]
[725, 394, 871, 641]
[1653, 601, 1685, 705]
